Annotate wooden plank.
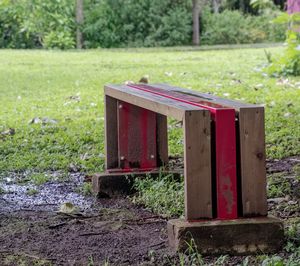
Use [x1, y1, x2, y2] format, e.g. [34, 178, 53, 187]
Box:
[183, 110, 212, 220]
[105, 95, 119, 169]
[118, 101, 157, 169]
[152, 83, 257, 111]
[156, 114, 168, 166]
[105, 85, 201, 121]
[239, 107, 267, 216]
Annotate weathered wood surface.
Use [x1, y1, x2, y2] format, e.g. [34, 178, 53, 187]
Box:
[105, 84, 202, 120]
[118, 101, 157, 169]
[168, 217, 284, 254]
[104, 95, 119, 169]
[183, 110, 212, 220]
[152, 83, 258, 111]
[239, 107, 267, 216]
[156, 114, 168, 166]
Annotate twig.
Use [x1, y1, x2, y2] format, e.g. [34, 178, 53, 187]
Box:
[123, 215, 164, 223]
[149, 241, 165, 249]
[48, 221, 67, 229]
[79, 232, 107, 236]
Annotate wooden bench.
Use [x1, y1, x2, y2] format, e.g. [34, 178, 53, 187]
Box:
[93, 83, 283, 254]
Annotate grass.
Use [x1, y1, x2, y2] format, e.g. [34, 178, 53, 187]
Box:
[29, 173, 49, 185]
[0, 47, 299, 173]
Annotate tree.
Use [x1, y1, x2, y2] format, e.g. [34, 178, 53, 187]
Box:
[192, 0, 200, 45]
[212, 0, 221, 13]
[76, 0, 84, 49]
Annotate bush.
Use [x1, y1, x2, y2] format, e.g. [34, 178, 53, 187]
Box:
[0, 1, 38, 48]
[0, 0, 75, 49]
[43, 31, 75, 50]
[201, 9, 286, 45]
[83, 0, 192, 48]
[267, 13, 300, 76]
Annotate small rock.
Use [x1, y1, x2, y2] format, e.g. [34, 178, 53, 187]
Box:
[29, 117, 58, 125]
[267, 197, 286, 204]
[1, 128, 15, 136]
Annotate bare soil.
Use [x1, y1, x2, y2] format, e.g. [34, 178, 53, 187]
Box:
[0, 156, 299, 266]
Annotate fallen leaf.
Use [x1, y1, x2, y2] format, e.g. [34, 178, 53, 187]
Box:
[58, 202, 78, 214]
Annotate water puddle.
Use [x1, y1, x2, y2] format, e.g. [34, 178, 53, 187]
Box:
[0, 172, 95, 213]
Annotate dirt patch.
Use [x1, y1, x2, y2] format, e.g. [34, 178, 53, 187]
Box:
[0, 157, 299, 265]
[0, 173, 173, 265]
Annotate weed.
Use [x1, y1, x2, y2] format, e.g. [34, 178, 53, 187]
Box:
[29, 173, 49, 186]
[76, 182, 93, 196]
[132, 173, 184, 217]
[267, 173, 291, 198]
[0, 186, 5, 194]
[26, 188, 39, 196]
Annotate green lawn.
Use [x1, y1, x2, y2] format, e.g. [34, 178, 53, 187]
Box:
[0, 47, 299, 173]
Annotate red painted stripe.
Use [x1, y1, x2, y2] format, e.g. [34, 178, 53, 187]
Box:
[215, 109, 238, 219]
[118, 101, 157, 170]
[126, 84, 238, 220]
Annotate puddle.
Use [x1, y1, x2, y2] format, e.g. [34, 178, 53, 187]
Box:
[0, 172, 95, 213]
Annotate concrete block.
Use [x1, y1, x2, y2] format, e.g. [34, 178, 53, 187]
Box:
[92, 170, 182, 198]
[167, 217, 284, 255]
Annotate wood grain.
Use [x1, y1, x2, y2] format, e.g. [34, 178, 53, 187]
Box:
[239, 107, 267, 216]
[104, 95, 119, 169]
[156, 114, 168, 166]
[105, 84, 200, 120]
[183, 110, 212, 220]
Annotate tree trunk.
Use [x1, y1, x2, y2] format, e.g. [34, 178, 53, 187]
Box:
[76, 0, 84, 49]
[212, 0, 220, 14]
[239, 0, 245, 13]
[192, 0, 200, 46]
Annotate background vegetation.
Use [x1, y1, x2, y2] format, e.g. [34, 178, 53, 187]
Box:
[0, 0, 287, 49]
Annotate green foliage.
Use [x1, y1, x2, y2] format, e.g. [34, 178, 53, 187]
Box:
[0, 0, 288, 48]
[0, 0, 37, 48]
[133, 174, 184, 217]
[201, 9, 285, 45]
[0, 0, 75, 49]
[83, 0, 192, 48]
[23, 0, 76, 49]
[267, 173, 291, 198]
[26, 188, 39, 196]
[76, 182, 93, 196]
[30, 173, 49, 185]
[267, 13, 300, 76]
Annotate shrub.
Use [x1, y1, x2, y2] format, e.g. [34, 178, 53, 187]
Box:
[43, 31, 75, 50]
[83, 0, 192, 48]
[201, 9, 286, 45]
[0, 1, 38, 48]
[267, 13, 300, 76]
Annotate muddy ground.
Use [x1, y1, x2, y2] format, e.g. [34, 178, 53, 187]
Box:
[0, 157, 299, 266]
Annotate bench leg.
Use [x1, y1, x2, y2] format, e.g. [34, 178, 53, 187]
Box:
[183, 110, 212, 220]
[105, 95, 119, 169]
[156, 114, 168, 167]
